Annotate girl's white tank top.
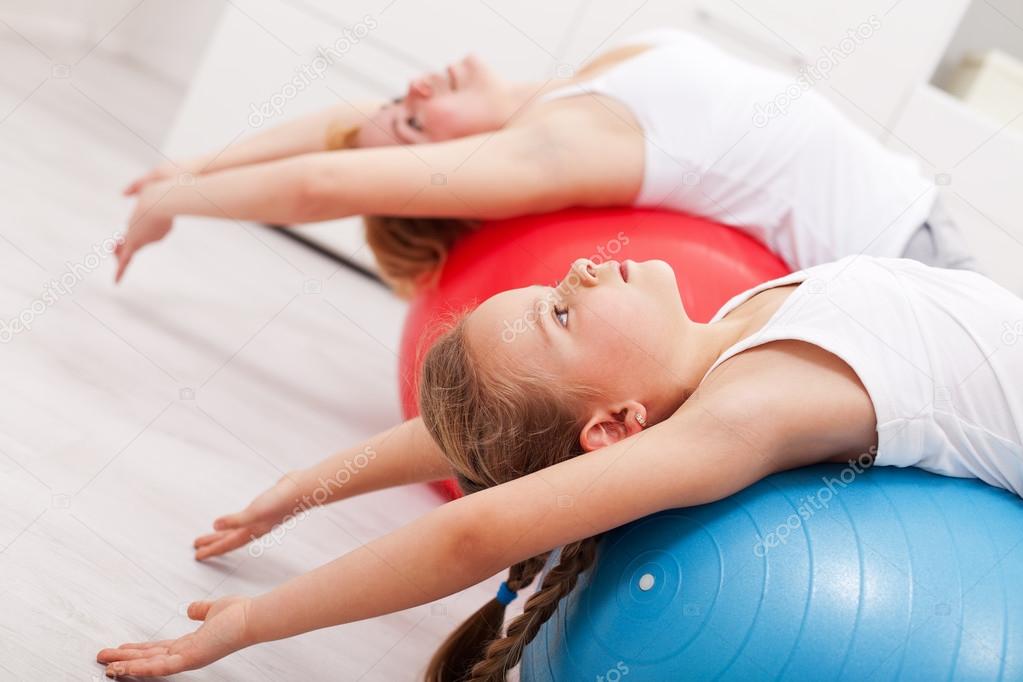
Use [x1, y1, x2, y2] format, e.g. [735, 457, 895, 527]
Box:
[704, 255, 1023, 497]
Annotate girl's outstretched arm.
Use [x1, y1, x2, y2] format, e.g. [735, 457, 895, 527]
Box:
[193, 417, 453, 561]
[123, 101, 382, 195]
[96, 378, 788, 678]
[97, 342, 873, 677]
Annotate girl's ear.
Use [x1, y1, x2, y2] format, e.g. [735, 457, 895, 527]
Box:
[579, 400, 647, 452]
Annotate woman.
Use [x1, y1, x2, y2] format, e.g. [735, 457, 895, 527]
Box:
[97, 255, 1022, 679]
[115, 28, 975, 290]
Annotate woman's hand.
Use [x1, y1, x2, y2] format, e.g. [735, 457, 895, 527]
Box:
[97, 596, 252, 678]
[114, 184, 176, 283]
[123, 162, 178, 196]
[123, 158, 209, 196]
[193, 475, 304, 561]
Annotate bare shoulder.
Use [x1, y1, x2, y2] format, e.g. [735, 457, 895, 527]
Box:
[504, 43, 653, 207]
[512, 98, 644, 206]
[691, 340, 879, 469]
[577, 43, 653, 76]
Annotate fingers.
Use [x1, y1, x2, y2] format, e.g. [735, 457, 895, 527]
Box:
[194, 529, 252, 561]
[115, 640, 176, 651]
[97, 645, 169, 663]
[193, 530, 228, 548]
[213, 511, 250, 531]
[186, 600, 214, 621]
[114, 247, 132, 284]
[104, 653, 186, 678]
[123, 169, 159, 196]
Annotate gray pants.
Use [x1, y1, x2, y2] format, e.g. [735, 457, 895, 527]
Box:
[902, 196, 980, 272]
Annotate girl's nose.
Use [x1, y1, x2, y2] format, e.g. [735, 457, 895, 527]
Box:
[568, 258, 598, 288]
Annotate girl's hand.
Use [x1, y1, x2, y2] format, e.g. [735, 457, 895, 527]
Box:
[193, 475, 304, 561]
[97, 596, 252, 678]
[114, 185, 175, 283]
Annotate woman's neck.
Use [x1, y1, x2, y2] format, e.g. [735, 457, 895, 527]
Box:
[500, 42, 652, 120]
[493, 81, 557, 123]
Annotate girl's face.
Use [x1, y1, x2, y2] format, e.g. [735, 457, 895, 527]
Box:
[465, 258, 690, 416]
[356, 54, 506, 147]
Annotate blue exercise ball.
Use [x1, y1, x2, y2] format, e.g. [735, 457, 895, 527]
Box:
[519, 464, 1023, 681]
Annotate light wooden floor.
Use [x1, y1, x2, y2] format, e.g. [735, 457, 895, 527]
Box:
[0, 30, 516, 682]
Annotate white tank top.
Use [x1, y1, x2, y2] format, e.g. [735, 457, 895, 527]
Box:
[703, 255, 1023, 497]
[538, 29, 937, 270]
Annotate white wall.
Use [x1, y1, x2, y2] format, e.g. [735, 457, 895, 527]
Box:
[932, 0, 1023, 88]
[1, 0, 225, 88]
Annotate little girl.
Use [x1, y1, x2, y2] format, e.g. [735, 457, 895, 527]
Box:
[98, 255, 1022, 679]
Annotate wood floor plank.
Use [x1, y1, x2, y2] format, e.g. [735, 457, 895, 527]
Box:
[0, 31, 514, 682]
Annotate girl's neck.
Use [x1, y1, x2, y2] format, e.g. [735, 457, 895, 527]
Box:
[640, 319, 744, 421]
[682, 319, 751, 389]
[686, 284, 802, 387]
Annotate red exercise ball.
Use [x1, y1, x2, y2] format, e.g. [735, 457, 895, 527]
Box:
[398, 208, 790, 500]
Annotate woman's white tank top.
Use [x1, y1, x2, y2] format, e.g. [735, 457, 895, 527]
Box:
[538, 29, 937, 271]
[704, 255, 1023, 497]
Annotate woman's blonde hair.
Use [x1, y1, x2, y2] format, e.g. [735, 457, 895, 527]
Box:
[326, 122, 477, 298]
[417, 315, 602, 681]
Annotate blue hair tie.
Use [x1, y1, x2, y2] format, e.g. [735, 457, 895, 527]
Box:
[496, 580, 518, 606]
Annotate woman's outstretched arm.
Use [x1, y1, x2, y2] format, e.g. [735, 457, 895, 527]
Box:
[123, 101, 383, 195]
[113, 106, 641, 282]
[192, 417, 454, 561]
[114, 123, 559, 281]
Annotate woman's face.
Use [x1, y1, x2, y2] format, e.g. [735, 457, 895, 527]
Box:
[356, 54, 506, 147]
[465, 258, 690, 414]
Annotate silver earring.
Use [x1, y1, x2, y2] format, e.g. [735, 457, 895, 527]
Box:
[636, 413, 646, 427]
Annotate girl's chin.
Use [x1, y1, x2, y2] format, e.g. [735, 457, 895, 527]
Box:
[637, 259, 679, 286]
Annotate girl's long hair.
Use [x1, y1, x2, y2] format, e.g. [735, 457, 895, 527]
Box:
[326, 122, 476, 298]
[417, 316, 602, 681]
